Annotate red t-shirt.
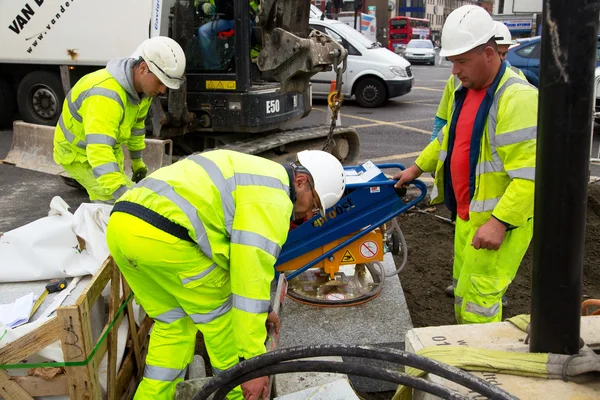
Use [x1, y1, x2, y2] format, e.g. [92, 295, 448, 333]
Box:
[451, 88, 487, 220]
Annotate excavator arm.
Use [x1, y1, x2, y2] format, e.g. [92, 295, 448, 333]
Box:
[256, 0, 348, 93]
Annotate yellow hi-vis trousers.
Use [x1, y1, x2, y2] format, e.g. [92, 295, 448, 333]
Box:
[453, 217, 533, 324]
[106, 212, 243, 400]
[61, 160, 132, 204]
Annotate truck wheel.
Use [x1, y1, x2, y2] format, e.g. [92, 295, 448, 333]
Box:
[0, 78, 16, 127]
[355, 77, 387, 108]
[17, 71, 64, 126]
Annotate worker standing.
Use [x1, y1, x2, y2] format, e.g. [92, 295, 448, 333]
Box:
[53, 37, 186, 204]
[395, 5, 538, 325]
[106, 149, 346, 399]
[431, 20, 527, 142]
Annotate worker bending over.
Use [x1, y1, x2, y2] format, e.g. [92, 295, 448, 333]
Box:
[106, 149, 346, 399]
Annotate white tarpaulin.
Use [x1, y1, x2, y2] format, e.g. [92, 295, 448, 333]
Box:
[0, 197, 112, 282]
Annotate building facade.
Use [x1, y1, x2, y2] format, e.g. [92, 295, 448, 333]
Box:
[492, 0, 541, 38]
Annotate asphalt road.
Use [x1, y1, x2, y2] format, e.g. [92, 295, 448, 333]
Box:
[2, 62, 600, 232]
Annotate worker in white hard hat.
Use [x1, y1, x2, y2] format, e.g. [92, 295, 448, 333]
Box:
[106, 149, 345, 399]
[431, 21, 527, 142]
[395, 5, 538, 325]
[53, 36, 186, 204]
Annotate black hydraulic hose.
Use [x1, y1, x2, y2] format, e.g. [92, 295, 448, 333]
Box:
[192, 345, 516, 400]
[208, 360, 467, 400]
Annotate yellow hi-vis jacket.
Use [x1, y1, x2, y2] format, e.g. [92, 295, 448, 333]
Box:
[117, 149, 293, 359]
[417, 63, 538, 228]
[53, 58, 152, 199]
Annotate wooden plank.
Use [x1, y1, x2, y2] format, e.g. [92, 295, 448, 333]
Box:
[0, 317, 59, 365]
[58, 305, 101, 399]
[107, 266, 121, 400]
[122, 280, 143, 379]
[9, 374, 68, 397]
[115, 349, 135, 398]
[73, 257, 112, 309]
[0, 370, 34, 400]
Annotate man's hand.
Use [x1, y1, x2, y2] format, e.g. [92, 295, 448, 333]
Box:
[131, 159, 148, 183]
[266, 311, 280, 334]
[472, 217, 507, 250]
[241, 376, 269, 400]
[393, 164, 424, 189]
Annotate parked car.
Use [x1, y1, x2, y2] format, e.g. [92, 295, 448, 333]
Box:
[308, 18, 413, 108]
[401, 39, 436, 65]
[507, 35, 600, 88]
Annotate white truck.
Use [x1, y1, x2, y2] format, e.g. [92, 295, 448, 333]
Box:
[1, 0, 360, 170]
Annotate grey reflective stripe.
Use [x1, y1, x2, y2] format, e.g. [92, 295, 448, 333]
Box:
[470, 197, 501, 213]
[488, 77, 534, 140]
[233, 294, 270, 314]
[137, 115, 147, 123]
[59, 116, 86, 149]
[235, 173, 290, 194]
[129, 150, 143, 159]
[113, 185, 128, 200]
[231, 229, 281, 259]
[188, 155, 236, 235]
[453, 75, 460, 88]
[92, 162, 120, 178]
[144, 365, 186, 381]
[67, 93, 83, 123]
[213, 366, 226, 375]
[86, 134, 117, 147]
[190, 296, 232, 324]
[92, 199, 114, 205]
[139, 178, 212, 257]
[438, 149, 447, 162]
[154, 307, 187, 323]
[430, 185, 439, 200]
[475, 160, 504, 176]
[181, 264, 217, 285]
[510, 66, 521, 75]
[73, 87, 125, 112]
[495, 127, 537, 147]
[455, 295, 463, 307]
[506, 167, 536, 180]
[437, 128, 444, 145]
[465, 301, 501, 318]
[131, 128, 146, 136]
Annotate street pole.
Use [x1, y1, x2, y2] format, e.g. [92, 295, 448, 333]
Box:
[529, 0, 600, 355]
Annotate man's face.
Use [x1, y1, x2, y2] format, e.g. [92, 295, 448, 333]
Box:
[138, 62, 167, 97]
[293, 174, 321, 219]
[449, 45, 497, 90]
[497, 44, 510, 60]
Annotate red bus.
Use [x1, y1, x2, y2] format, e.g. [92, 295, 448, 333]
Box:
[388, 16, 432, 51]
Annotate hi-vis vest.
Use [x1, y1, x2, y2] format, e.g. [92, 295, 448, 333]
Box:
[118, 149, 293, 358]
[417, 63, 538, 228]
[436, 65, 527, 123]
[53, 68, 151, 199]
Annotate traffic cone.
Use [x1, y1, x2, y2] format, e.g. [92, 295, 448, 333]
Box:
[326, 80, 343, 127]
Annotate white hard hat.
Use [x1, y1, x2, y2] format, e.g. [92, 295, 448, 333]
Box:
[439, 5, 496, 58]
[296, 150, 346, 216]
[132, 37, 186, 90]
[494, 21, 516, 46]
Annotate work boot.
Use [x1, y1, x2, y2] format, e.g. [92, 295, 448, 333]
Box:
[445, 284, 454, 297]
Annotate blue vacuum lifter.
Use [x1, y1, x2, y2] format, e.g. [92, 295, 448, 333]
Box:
[275, 161, 427, 306]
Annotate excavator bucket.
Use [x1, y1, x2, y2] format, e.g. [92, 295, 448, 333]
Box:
[3, 121, 173, 177]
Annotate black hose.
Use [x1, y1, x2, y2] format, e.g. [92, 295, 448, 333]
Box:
[192, 345, 516, 400]
[209, 360, 467, 400]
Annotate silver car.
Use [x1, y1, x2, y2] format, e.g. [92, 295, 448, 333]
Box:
[402, 39, 436, 65]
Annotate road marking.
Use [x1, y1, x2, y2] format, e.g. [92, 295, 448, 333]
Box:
[314, 108, 432, 135]
[394, 118, 433, 124]
[413, 87, 444, 92]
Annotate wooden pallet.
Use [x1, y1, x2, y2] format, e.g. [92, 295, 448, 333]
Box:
[0, 257, 152, 399]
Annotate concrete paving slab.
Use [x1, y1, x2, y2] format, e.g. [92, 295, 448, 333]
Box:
[278, 253, 413, 392]
[273, 356, 347, 397]
[274, 378, 359, 400]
